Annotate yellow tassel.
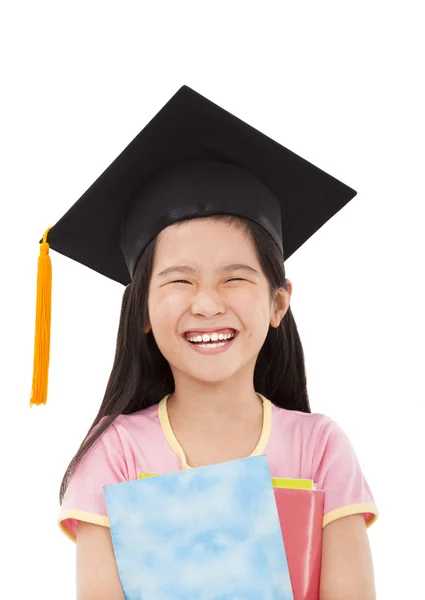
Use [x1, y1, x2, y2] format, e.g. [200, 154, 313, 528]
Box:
[30, 227, 54, 407]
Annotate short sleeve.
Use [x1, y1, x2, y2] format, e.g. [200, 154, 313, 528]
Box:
[57, 418, 128, 543]
[312, 416, 379, 529]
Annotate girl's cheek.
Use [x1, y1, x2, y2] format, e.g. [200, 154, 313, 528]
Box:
[161, 292, 187, 310]
[233, 288, 264, 309]
[150, 294, 187, 327]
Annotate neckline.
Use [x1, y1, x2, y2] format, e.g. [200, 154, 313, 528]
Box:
[157, 392, 272, 470]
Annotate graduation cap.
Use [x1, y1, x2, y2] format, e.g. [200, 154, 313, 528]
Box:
[30, 85, 357, 407]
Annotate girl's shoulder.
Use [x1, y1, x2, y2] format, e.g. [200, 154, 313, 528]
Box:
[267, 400, 344, 471]
[115, 402, 160, 425]
[107, 401, 163, 440]
[270, 399, 331, 437]
[94, 402, 164, 451]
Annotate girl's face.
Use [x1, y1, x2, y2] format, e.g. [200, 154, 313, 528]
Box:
[147, 218, 290, 384]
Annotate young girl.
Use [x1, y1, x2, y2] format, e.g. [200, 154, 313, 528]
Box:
[32, 86, 379, 599]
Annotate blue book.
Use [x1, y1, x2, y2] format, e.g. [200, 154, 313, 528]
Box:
[104, 455, 294, 599]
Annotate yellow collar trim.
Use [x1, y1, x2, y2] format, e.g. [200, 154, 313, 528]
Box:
[157, 392, 272, 470]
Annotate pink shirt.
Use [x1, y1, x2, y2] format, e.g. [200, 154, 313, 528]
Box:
[58, 393, 379, 543]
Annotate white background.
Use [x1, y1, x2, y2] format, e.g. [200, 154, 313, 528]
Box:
[1, 1, 424, 598]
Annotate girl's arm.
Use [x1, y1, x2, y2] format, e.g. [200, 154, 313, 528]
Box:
[76, 521, 125, 600]
[319, 514, 376, 600]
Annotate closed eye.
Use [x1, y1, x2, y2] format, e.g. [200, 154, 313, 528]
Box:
[171, 278, 245, 284]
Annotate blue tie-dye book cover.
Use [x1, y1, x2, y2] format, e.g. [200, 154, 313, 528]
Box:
[104, 455, 294, 600]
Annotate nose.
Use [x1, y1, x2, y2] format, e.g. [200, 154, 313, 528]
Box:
[189, 288, 227, 317]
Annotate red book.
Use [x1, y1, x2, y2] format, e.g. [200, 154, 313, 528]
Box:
[274, 487, 324, 600]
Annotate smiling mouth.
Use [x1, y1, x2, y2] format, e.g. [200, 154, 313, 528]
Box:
[183, 330, 239, 351]
[184, 330, 236, 343]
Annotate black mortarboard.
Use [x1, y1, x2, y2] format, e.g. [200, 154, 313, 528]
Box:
[30, 85, 357, 406]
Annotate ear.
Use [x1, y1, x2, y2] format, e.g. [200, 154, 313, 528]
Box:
[270, 280, 292, 328]
[144, 314, 151, 334]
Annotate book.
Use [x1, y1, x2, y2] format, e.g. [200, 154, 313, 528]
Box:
[137, 472, 324, 599]
[274, 487, 324, 600]
[104, 455, 294, 599]
[272, 478, 316, 490]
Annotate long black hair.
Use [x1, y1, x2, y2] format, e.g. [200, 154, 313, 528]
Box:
[59, 214, 311, 504]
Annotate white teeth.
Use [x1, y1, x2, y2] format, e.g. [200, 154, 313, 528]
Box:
[185, 331, 235, 343]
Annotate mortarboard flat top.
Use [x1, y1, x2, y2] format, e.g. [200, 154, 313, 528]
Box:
[43, 85, 357, 286]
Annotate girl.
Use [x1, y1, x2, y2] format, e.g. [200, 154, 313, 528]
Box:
[32, 86, 379, 599]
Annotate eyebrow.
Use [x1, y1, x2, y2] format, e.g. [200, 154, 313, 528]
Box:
[156, 263, 261, 278]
